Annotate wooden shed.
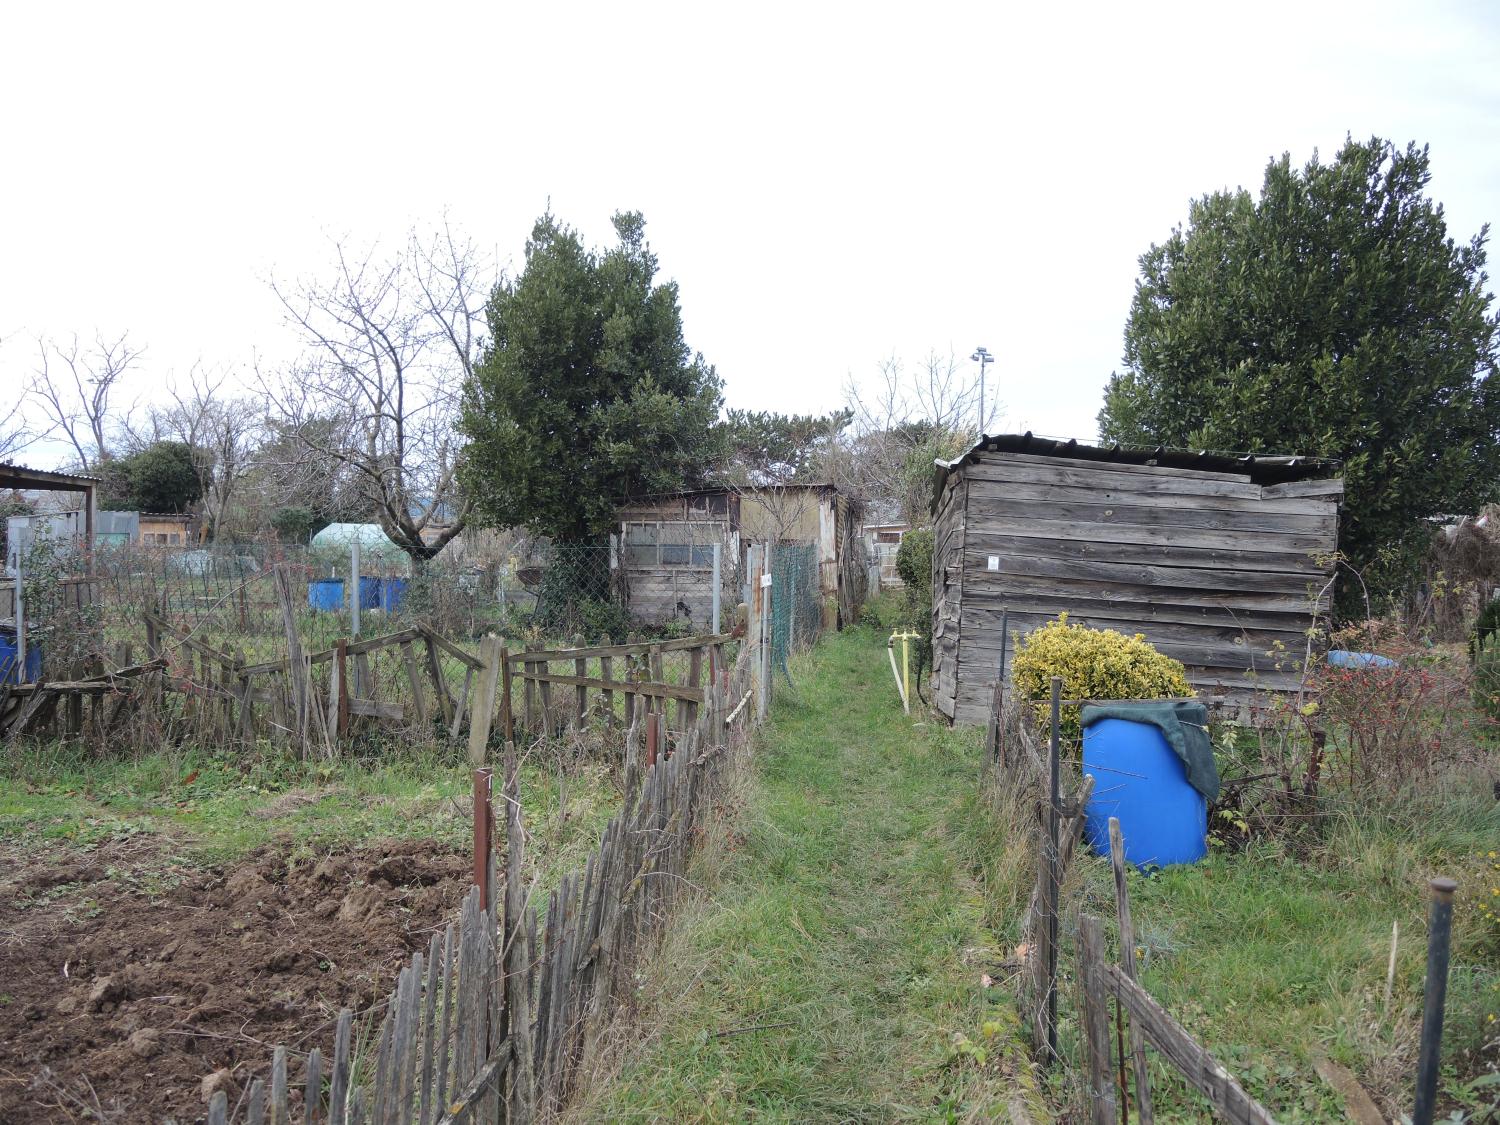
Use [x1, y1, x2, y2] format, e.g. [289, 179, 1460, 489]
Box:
[930, 434, 1342, 724]
[616, 484, 864, 629]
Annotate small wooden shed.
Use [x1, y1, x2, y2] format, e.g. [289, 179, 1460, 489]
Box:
[930, 434, 1342, 724]
[616, 484, 864, 629]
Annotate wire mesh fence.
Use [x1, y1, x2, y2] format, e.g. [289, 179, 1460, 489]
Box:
[0, 530, 820, 748]
[771, 541, 823, 678]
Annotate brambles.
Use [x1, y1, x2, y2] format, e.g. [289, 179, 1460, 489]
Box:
[1010, 614, 1192, 741]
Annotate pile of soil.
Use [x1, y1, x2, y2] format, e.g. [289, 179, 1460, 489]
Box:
[0, 836, 470, 1123]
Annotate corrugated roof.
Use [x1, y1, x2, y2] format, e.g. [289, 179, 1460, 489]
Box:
[932, 432, 1342, 511]
[0, 462, 101, 489]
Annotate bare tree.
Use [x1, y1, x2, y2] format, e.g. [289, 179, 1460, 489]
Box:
[0, 338, 46, 462]
[263, 219, 490, 562]
[148, 366, 265, 541]
[29, 331, 143, 469]
[828, 350, 990, 526]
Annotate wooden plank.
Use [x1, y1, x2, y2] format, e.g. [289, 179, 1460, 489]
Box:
[1103, 963, 1279, 1124]
[961, 571, 1329, 614]
[1262, 478, 1345, 499]
[575, 652, 588, 728]
[1109, 819, 1155, 1124]
[959, 552, 1324, 597]
[963, 530, 1328, 576]
[965, 457, 1265, 500]
[239, 628, 425, 677]
[959, 593, 1318, 635]
[349, 698, 405, 720]
[513, 669, 707, 704]
[965, 466, 1338, 518]
[402, 642, 429, 726]
[1077, 915, 1118, 1125]
[979, 448, 1256, 483]
[967, 488, 1337, 533]
[303, 1046, 322, 1124]
[960, 519, 1326, 564]
[449, 665, 474, 743]
[467, 635, 503, 767]
[507, 632, 733, 664]
[417, 623, 484, 670]
[600, 655, 615, 730]
[330, 1009, 353, 1125]
[424, 636, 456, 727]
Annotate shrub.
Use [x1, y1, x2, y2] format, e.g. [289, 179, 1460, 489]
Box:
[1473, 598, 1500, 662]
[1010, 613, 1193, 741]
[894, 528, 935, 694]
[1476, 634, 1500, 723]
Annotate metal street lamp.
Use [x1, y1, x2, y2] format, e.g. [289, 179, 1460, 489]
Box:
[970, 346, 994, 433]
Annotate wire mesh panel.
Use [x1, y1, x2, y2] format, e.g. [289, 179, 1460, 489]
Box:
[771, 541, 821, 678]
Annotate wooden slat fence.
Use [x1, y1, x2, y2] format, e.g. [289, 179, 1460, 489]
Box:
[216, 647, 755, 1123]
[988, 674, 1280, 1122]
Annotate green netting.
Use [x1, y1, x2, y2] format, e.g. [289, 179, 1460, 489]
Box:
[771, 542, 821, 679]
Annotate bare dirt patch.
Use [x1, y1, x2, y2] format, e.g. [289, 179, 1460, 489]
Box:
[0, 834, 469, 1123]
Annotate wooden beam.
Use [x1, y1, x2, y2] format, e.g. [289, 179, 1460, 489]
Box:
[1102, 962, 1278, 1124]
[512, 668, 706, 704]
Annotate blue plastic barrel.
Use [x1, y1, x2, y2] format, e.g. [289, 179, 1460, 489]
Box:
[1083, 718, 1207, 870]
[308, 578, 345, 612]
[1328, 649, 1396, 669]
[0, 631, 42, 685]
[380, 577, 408, 613]
[358, 575, 381, 610]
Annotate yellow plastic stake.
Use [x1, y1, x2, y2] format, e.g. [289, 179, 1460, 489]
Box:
[890, 630, 921, 715]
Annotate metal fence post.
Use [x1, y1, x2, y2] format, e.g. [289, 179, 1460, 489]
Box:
[350, 538, 361, 638]
[1413, 876, 1458, 1125]
[711, 542, 722, 635]
[14, 543, 26, 684]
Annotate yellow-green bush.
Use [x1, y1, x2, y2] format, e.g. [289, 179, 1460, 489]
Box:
[1010, 613, 1193, 741]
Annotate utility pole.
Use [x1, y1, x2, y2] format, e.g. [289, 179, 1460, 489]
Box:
[971, 346, 994, 433]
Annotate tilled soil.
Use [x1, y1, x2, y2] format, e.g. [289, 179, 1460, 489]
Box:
[0, 835, 469, 1123]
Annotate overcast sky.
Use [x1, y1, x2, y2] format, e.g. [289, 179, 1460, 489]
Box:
[3, 1, 1498, 471]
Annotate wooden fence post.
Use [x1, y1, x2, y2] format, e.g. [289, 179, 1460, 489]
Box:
[1109, 817, 1155, 1123]
[468, 635, 504, 767]
[499, 644, 514, 743]
[1078, 914, 1120, 1125]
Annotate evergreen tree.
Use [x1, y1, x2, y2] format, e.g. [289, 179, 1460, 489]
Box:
[460, 211, 722, 543]
[1099, 138, 1500, 600]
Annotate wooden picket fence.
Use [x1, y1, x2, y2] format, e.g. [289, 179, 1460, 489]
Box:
[988, 676, 1280, 1123]
[206, 648, 755, 1123]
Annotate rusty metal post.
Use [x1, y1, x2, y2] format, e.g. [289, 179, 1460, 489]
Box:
[646, 711, 660, 767]
[473, 768, 494, 909]
[1413, 876, 1458, 1125]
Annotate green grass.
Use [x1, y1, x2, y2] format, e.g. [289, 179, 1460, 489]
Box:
[579, 627, 1039, 1123]
[1055, 789, 1500, 1122]
[0, 736, 622, 881]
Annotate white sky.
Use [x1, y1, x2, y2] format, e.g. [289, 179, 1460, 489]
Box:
[3, 1, 1499, 471]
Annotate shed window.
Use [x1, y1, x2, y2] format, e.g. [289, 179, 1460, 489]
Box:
[621, 520, 724, 569]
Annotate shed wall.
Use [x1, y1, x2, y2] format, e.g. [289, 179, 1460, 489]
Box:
[945, 451, 1339, 724]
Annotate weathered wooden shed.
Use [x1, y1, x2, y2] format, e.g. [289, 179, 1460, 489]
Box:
[616, 484, 864, 629]
[930, 434, 1343, 724]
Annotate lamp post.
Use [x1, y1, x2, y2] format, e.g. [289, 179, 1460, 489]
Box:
[971, 346, 994, 433]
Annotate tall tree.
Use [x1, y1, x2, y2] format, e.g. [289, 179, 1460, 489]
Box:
[461, 211, 723, 542]
[265, 219, 489, 562]
[717, 408, 852, 485]
[29, 331, 142, 469]
[1098, 138, 1500, 601]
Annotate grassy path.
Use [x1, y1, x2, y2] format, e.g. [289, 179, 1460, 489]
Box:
[582, 628, 1034, 1123]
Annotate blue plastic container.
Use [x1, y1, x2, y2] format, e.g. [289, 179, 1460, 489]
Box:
[1083, 718, 1207, 870]
[380, 577, 408, 614]
[1328, 649, 1397, 669]
[358, 575, 382, 610]
[0, 631, 42, 685]
[308, 578, 345, 612]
